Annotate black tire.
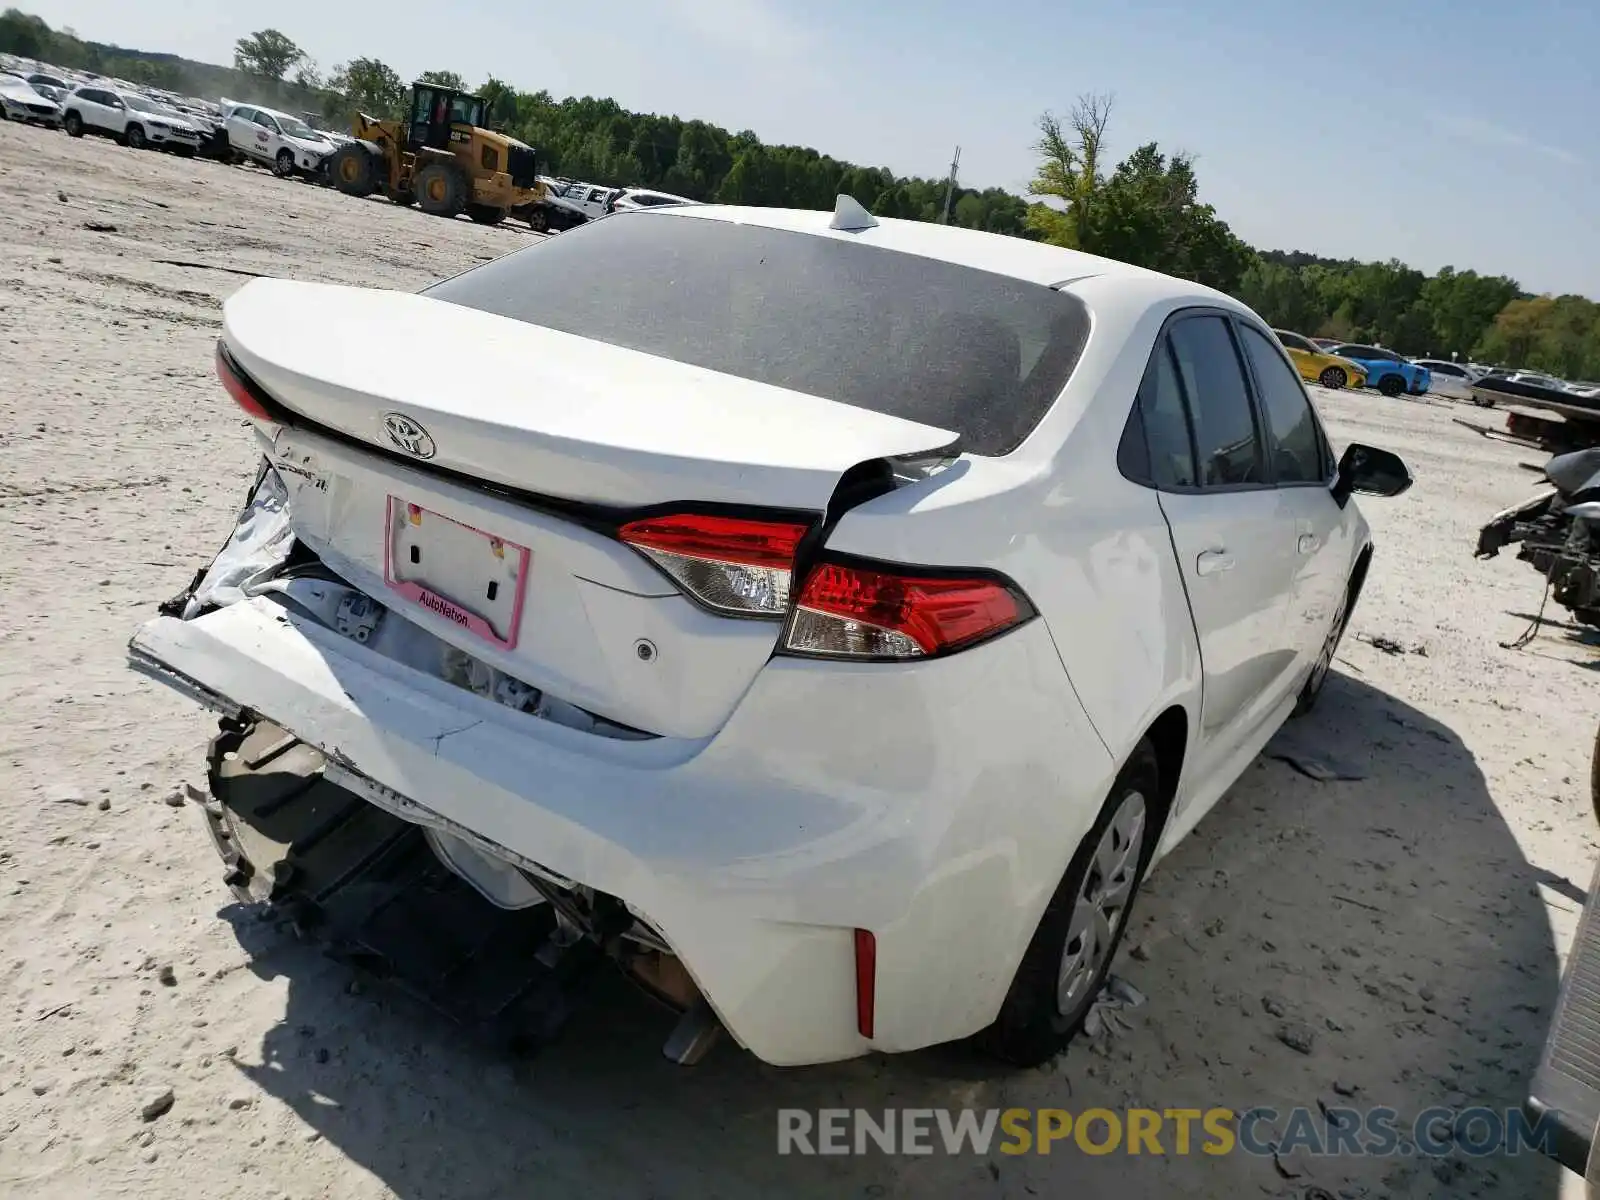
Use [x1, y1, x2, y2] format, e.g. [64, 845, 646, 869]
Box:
[979, 739, 1162, 1068]
[125, 123, 146, 150]
[1591, 721, 1600, 828]
[1293, 566, 1362, 716]
[466, 203, 507, 225]
[273, 148, 295, 178]
[329, 143, 378, 197]
[1377, 374, 1406, 397]
[63, 111, 83, 137]
[527, 206, 550, 233]
[1318, 366, 1348, 390]
[415, 161, 468, 218]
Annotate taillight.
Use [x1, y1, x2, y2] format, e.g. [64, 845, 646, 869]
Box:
[618, 513, 810, 617]
[782, 559, 1032, 660]
[215, 343, 276, 423]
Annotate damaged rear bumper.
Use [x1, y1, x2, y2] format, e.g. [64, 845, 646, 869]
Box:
[130, 591, 1110, 1066]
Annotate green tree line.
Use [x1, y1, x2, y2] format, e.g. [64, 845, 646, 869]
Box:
[5, 9, 1596, 375]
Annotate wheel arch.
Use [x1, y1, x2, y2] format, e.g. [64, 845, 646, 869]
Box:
[1142, 704, 1189, 832]
[1347, 540, 1374, 610]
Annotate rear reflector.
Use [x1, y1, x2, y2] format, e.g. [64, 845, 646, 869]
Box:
[783, 561, 1030, 659]
[215, 344, 276, 424]
[854, 928, 876, 1040]
[618, 513, 810, 617]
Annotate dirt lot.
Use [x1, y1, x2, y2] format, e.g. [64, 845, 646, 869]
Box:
[1, 116, 1597, 1200]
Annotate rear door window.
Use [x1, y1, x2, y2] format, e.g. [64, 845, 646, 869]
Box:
[1166, 315, 1265, 487]
[1136, 340, 1199, 488]
[1237, 324, 1329, 485]
[426, 213, 1092, 456]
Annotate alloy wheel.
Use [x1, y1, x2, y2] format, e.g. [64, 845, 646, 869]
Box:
[1057, 790, 1146, 1014]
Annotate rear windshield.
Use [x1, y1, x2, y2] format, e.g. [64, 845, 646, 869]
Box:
[425, 212, 1090, 456]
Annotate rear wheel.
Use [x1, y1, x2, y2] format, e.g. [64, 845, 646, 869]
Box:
[329, 143, 378, 197]
[979, 739, 1161, 1067]
[124, 123, 146, 149]
[466, 203, 507, 225]
[63, 111, 83, 137]
[415, 162, 468, 218]
[1318, 366, 1348, 389]
[1378, 374, 1406, 397]
[273, 148, 295, 178]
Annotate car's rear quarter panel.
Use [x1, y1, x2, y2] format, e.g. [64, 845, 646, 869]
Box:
[824, 282, 1206, 871]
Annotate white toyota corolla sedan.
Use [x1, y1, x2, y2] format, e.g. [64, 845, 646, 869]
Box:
[128, 198, 1410, 1069]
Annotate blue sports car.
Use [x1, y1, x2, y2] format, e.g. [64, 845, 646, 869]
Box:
[1328, 344, 1431, 397]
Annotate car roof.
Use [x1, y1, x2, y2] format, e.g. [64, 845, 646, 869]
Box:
[663, 204, 1245, 309]
[624, 188, 695, 202]
[233, 101, 300, 122]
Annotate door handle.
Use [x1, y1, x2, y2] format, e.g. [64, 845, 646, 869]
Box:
[1298, 533, 1318, 555]
[1196, 548, 1235, 576]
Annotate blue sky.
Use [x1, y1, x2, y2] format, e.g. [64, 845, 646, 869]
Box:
[36, 0, 1600, 296]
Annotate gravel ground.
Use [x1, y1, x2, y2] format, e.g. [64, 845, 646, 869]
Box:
[1, 117, 1596, 1200]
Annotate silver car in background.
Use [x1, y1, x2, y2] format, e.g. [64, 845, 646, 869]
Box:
[1411, 359, 1480, 401]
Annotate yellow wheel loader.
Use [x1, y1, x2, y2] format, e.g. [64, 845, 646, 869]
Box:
[329, 82, 547, 227]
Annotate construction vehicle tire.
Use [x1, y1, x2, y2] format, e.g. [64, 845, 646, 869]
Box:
[330, 144, 378, 197]
[416, 162, 468, 218]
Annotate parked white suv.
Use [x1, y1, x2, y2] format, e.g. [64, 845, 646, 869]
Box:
[221, 100, 336, 178]
[62, 86, 202, 152]
[130, 202, 1412, 1069]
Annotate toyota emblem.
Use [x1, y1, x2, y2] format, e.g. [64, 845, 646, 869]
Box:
[381, 412, 436, 459]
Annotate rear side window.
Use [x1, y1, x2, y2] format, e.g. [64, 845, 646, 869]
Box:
[1238, 325, 1328, 484]
[426, 213, 1092, 456]
[1167, 316, 1264, 487]
[1135, 342, 1199, 487]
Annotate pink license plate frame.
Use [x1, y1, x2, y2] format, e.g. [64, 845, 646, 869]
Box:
[382, 496, 531, 652]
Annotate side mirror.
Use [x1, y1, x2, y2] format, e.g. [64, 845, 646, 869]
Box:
[1333, 443, 1412, 506]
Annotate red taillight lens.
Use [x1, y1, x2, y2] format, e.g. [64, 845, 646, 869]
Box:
[618, 513, 810, 616]
[784, 561, 1030, 659]
[215, 344, 275, 423]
